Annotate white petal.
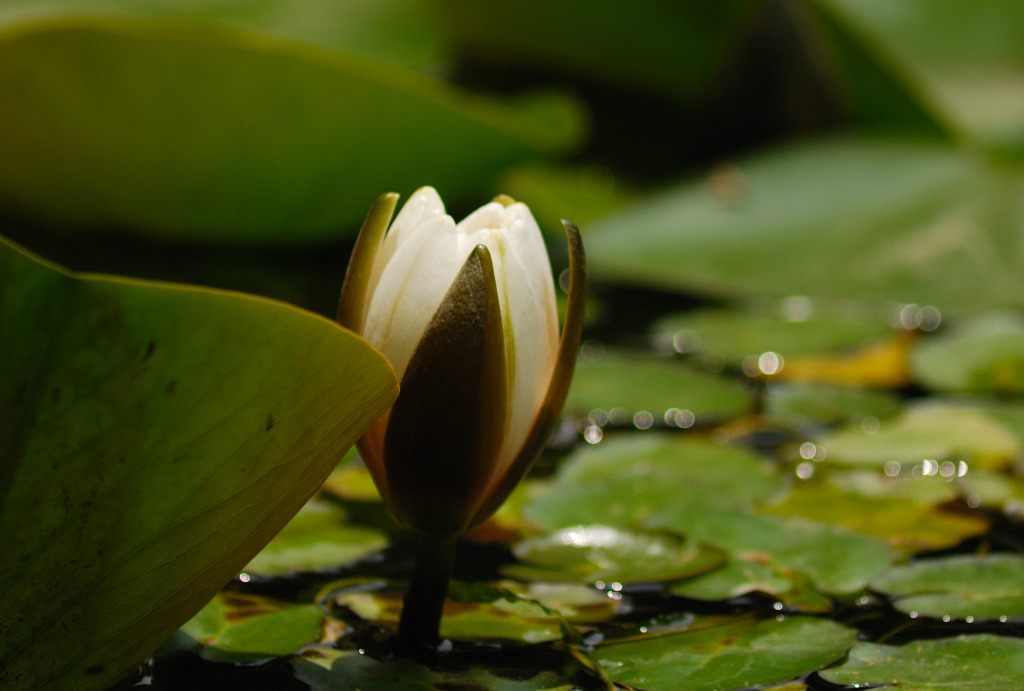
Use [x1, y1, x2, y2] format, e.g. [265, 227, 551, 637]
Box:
[362, 214, 466, 379]
[454, 210, 559, 479]
[503, 203, 559, 358]
[490, 234, 559, 478]
[457, 200, 506, 234]
[365, 187, 446, 316]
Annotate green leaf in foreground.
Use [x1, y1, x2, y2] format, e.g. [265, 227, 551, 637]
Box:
[597, 615, 858, 691]
[820, 634, 1024, 689]
[0, 237, 397, 690]
[0, 15, 581, 244]
[871, 554, 1024, 620]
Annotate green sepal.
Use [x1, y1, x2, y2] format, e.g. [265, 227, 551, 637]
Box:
[469, 220, 587, 528]
[336, 192, 399, 331]
[383, 244, 510, 534]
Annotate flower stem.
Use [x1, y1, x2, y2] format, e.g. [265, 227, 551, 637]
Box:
[396, 531, 457, 652]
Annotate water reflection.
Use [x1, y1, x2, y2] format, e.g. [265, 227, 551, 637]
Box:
[895, 303, 942, 331]
[632, 411, 654, 430]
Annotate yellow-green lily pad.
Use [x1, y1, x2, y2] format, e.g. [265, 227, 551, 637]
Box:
[294, 646, 592, 690]
[327, 582, 579, 644]
[817, 402, 1021, 471]
[762, 479, 989, 554]
[0, 238, 396, 690]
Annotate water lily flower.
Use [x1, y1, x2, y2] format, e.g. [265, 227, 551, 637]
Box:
[337, 187, 586, 648]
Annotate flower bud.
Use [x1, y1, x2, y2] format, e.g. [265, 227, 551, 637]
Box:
[338, 187, 586, 535]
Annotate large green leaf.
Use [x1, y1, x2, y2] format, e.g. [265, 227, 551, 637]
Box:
[0, 16, 581, 244]
[585, 136, 1024, 313]
[0, 0, 449, 69]
[434, 0, 949, 142]
[0, 237, 397, 690]
[824, 0, 1024, 158]
[434, 0, 758, 103]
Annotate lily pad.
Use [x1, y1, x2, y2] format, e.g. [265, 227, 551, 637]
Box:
[911, 312, 1024, 393]
[505, 526, 725, 585]
[585, 136, 1024, 313]
[327, 581, 580, 644]
[772, 334, 915, 388]
[871, 554, 1024, 620]
[181, 593, 326, 661]
[818, 402, 1021, 471]
[295, 647, 590, 691]
[565, 349, 750, 422]
[670, 559, 833, 612]
[762, 479, 989, 554]
[820, 634, 1024, 689]
[652, 301, 893, 368]
[827, 469, 960, 506]
[596, 614, 858, 691]
[523, 435, 783, 531]
[320, 451, 383, 503]
[766, 382, 901, 426]
[243, 498, 388, 576]
[498, 582, 622, 625]
[0, 238, 396, 690]
[648, 507, 897, 595]
[0, 15, 580, 244]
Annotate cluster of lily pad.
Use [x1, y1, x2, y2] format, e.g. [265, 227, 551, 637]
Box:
[171, 294, 1024, 690]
